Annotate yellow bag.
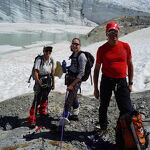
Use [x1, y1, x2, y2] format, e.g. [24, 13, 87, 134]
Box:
[54, 61, 63, 78]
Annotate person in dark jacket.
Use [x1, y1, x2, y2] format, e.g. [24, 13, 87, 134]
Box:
[60, 38, 87, 125]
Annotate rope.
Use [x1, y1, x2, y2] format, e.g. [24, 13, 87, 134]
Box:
[41, 135, 45, 150]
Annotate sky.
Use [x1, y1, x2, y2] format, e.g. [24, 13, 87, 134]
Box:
[0, 23, 150, 102]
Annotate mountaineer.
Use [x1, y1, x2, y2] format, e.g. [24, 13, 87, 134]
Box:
[93, 21, 134, 135]
[28, 46, 55, 128]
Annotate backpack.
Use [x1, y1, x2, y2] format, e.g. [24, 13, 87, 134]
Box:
[28, 55, 44, 83]
[70, 51, 95, 82]
[80, 51, 95, 81]
[115, 110, 149, 150]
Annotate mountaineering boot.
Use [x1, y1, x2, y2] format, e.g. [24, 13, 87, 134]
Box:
[69, 104, 80, 121]
[39, 100, 48, 116]
[28, 106, 37, 128]
[68, 115, 79, 121]
[94, 121, 108, 137]
[72, 102, 80, 115]
[72, 107, 79, 116]
[59, 117, 70, 126]
[59, 110, 70, 126]
[97, 129, 108, 137]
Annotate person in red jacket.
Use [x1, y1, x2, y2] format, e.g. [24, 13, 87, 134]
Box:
[93, 21, 134, 135]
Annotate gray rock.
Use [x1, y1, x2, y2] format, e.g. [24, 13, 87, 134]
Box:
[85, 16, 150, 44]
[0, 91, 150, 149]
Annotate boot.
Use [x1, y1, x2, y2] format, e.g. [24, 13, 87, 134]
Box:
[28, 106, 37, 128]
[72, 107, 79, 116]
[72, 102, 80, 116]
[59, 111, 70, 126]
[59, 117, 70, 126]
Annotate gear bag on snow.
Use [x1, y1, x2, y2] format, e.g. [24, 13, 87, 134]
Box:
[115, 110, 149, 150]
[28, 55, 44, 83]
[67, 51, 95, 82]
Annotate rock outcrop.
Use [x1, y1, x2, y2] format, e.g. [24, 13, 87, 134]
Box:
[86, 16, 150, 43]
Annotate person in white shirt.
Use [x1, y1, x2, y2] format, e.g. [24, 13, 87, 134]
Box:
[28, 46, 55, 128]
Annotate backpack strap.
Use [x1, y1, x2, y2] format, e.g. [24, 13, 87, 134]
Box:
[28, 55, 44, 84]
[40, 56, 44, 67]
[49, 57, 53, 65]
[69, 51, 82, 60]
[37, 55, 53, 67]
[34, 55, 44, 67]
[68, 51, 83, 71]
[76, 51, 83, 68]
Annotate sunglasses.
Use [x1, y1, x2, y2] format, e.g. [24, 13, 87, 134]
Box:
[107, 30, 118, 35]
[71, 43, 80, 46]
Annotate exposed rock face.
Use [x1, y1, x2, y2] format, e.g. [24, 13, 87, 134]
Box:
[86, 16, 150, 43]
[0, 91, 150, 150]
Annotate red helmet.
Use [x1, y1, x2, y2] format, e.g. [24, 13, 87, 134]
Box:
[106, 21, 120, 32]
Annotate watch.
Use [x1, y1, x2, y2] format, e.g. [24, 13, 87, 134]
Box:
[129, 81, 133, 85]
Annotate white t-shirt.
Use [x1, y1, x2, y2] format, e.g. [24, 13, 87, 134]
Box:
[34, 56, 54, 75]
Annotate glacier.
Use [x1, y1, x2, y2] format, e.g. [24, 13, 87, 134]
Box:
[0, 0, 150, 26]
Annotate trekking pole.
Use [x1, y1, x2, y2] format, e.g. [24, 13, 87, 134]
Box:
[27, 75, 32, 88]
[28, 74, 32, 83]
[59, 90, 69, 150]
[27, 74, 33, 88]
[90, 73, 93, 85]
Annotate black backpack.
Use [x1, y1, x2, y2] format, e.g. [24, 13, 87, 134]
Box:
[28, 55, 44, 83]
[73, 51, 94, 82]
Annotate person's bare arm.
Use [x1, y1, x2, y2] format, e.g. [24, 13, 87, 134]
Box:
[127, 59, 134, 92]
[93, 63, 101, 99]
[34, 69, 41, 85]
[67, 78, 81, 90]
[51, 63, 55, 90]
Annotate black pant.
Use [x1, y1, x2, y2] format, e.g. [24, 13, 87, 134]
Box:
[99, 74, 133, 130]
[32, 83, 51, 106]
